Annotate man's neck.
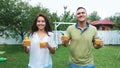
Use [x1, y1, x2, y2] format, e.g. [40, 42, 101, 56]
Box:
[78, 21, 87, 28]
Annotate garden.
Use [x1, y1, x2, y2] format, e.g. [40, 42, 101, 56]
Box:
[0, 45, 120, 68]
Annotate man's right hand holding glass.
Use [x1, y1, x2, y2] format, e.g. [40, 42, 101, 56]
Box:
[61, 35, 69, 47]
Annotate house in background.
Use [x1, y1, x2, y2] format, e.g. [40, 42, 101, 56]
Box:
[90, 19, 115, 30]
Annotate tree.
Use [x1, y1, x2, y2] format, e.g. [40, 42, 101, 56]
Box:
[0, 0, 34, 41]
[57, 6, 76, 30]
[0, 0, 52, 42]
[108, 13, 120, 30]
[9, 2, 33, 41]
[48, 12, 60, 29]
[0, 0, 20, 37]
[10, 3, 52, 41]
[87, 11, 101, 22]
[0, 1, 78, 42]
[60, 6, 75, 22]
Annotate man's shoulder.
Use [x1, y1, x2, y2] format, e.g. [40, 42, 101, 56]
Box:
[89, 24, 97, 29]
[68, 24, 76, 29]
[88, 24, 98, 33]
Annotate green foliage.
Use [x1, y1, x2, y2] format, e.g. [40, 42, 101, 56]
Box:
[0, 0, 120, 43]
[0, 0, 19, 37]
[60, 6, 75, 22]
[87, 11, 101, 22]
[56, 6, 76, 30]
[9, 2, 32, 41]
[0, 1, 76, 41]
[48, 12, 60, 29]
[0, 0, 52, 41]
[108, 13, 120, 30]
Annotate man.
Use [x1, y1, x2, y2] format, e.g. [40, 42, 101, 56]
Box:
[61, 7, 104, 68]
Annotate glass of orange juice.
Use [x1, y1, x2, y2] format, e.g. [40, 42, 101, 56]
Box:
[61, 35, 69, 41]
[60, 32, 69, 41]
[23, 39, 31, 46]
[40, 42, 48, 48]
[95, 39, 102, 45]
[23, 35, 30, 46]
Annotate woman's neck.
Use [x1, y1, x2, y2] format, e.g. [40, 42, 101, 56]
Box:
[37, 29, 46, 34]
[37, 29, 47, 39]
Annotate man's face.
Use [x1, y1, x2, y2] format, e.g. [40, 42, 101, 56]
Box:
[76, 9, 87, 22]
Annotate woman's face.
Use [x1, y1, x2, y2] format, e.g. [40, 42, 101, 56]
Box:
[36, 16, 46, 30]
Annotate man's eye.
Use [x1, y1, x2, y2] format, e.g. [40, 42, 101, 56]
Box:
[77, 13, 80, 15]
[82, 12, 85, 14]
[77, 12, 85, 15]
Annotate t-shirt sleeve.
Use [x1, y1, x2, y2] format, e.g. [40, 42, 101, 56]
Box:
[66, 26, 71, 39]
[93, 27, 98, 40]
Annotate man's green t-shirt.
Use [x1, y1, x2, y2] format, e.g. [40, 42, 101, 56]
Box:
[66, 23, 97, 66]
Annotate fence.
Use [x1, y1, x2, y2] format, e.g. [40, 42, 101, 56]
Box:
[0, 30, 120, 45]
[54, 30, 120, 45]
[0, 37, 20, 45]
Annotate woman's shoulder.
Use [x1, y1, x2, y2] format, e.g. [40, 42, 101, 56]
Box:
[48, 32, 54, 35]
[48, 32, 55, 38]
[29, 32, 37, 37]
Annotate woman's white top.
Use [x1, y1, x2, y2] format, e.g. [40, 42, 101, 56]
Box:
[28, 32, 57, 68]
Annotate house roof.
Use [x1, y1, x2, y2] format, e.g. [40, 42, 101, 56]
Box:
[91, 19, 115, 26]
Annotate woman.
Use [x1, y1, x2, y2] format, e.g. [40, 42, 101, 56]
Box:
[23, 13, 57, 68]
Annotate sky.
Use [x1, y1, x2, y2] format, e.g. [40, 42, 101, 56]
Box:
[25, 0, 120, 19]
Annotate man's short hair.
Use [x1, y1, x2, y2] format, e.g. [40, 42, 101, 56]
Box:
[77, 7, 86, 11]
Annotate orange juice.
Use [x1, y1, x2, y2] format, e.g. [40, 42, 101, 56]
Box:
[95, 39, 102, 45]
[40, 42, 48, 48]
[23, 39, 30, 46]
[61, 35, 69, 41]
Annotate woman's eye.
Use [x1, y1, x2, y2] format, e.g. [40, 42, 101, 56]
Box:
[37, 20, 45, 22]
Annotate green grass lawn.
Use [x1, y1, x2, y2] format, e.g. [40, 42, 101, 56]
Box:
[0, 45, 120, 68]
